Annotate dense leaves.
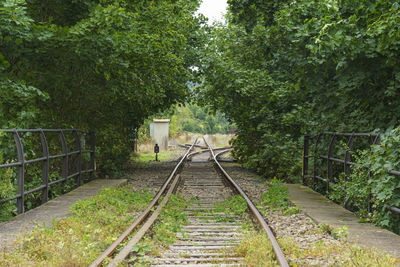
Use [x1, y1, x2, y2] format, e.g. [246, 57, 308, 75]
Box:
[330, 127, 400, 233]
[170, 104, 233, 134]
[0, 0, 206, 173]
[197, 0, 400, 231]
[198, 0, 400, 179]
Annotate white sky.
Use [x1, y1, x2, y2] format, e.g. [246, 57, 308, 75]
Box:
[197, 0, 228, 24]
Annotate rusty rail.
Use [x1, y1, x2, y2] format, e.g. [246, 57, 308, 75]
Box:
[108, 174, 181, 266]
[205, 139, 290, 267]
[89, 139, 196, 267]
[0, 129, 95, 214]
[187, 146, 232, 159]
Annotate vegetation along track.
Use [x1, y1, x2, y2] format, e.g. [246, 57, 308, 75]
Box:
[90, 138, 289, 266]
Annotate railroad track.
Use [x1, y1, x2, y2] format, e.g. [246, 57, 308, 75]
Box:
[90, 138, 289, 267]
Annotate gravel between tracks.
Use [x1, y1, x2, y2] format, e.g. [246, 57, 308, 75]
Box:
[220, 163, 343, 266]
[127, 161, 178, 194]
[127, 148, 186, 194]
[126, 159, 394, 266]
[127, 160, 341, 265]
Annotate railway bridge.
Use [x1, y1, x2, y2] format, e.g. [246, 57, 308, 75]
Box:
[0, 130, 399, 266]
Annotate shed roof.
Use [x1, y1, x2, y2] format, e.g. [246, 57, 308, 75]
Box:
[153, 119, 170, 123]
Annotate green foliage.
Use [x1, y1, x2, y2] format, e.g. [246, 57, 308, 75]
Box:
[170, 104, 233, 135]
[215, 195, 248, 216]
[0, 135, 16, 221]
[368, 130, 400, 232]
[198, 0, 400, 183]
[0, 185, 153, 265]
[131, 150, 178, 163]
[0, 0, 206, 219]
[137, 103, 234, 141]
[0, 0, 206, 175]
[318, 223, 349, 240]
[262, 180, 287, 209]
[71, 186, 152, 220]
[131, 194, 187, 264]
[280, 236, 398, 266]
[198, 0, 400, 233]
[235, 232, 277, 266]
[260, 179, 300, 215]
[151, 194, 187, 245]
[330, 127, 400, 233]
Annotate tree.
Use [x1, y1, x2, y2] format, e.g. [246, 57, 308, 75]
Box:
[198, 0, 400, 178]
[0, 0, 206, 172]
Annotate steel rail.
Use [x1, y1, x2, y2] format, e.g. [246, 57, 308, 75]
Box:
[187, 146, 232, 159]
[89, 139, 197, 267]
[205, 139, 290, 267]
[108, 174, 181, 266]
[215, 148, 237, 162]
[215, 148, 233, 158]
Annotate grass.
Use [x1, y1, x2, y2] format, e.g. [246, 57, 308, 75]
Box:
[0, 185, 153, 266]
[234, 228, 398, 267]
[215, 195, 248, 216]
[213, 195, 250, 223]
[258, 179, 399, 266]
[235, 232, 279, 266]
[261, 179, 300, 215]
[279, 236, 399, 266]
[128, 194, 188, 266]
[132, 149, 180, 163]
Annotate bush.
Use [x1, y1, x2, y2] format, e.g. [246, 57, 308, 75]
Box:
[330, 127, 400, 234]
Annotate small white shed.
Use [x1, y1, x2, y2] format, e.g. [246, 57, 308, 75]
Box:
[152, 119, 170, 150]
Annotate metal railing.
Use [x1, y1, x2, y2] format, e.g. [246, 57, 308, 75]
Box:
[0, 129, 95, 214]
[302, 132, 399, 215]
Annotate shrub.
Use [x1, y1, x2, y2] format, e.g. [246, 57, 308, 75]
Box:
[330, 127, 400, 233]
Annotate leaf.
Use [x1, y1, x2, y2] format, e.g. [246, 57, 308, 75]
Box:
[131, 245, 139, 252]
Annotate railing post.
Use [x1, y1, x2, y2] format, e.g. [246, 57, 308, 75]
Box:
[313, 134, 322, 190]
[327, 134, 337, 193]
[344, 134, 355, 178]
[368, 134, 381, 213]
[89, 130, 95, 181]
[60, 131, 68, 183]
[13, 130, 25, 214]
[302, 135, 309, 185]
[344, 134, 355, 209]
[73, 130, 82, 186]
[39, 130, 49, 204]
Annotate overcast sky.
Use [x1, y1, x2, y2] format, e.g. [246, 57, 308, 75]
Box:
[197, 0, 228, 24]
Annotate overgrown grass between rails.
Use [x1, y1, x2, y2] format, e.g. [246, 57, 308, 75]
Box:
[128, 194, 188, 266]
[214, 195, 251, 224]
[0, 185, 153, 266]
[215, 195, 248, 216]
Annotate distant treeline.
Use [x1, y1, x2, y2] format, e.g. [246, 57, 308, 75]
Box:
[170, 104, 233, 135]
[137, 104, 234, 143]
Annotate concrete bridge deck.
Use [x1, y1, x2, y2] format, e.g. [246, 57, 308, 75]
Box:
[286, 184, 400, 258]
[0, 179, 127, 250]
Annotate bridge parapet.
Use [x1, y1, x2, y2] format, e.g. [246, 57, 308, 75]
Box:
[0, 129, 95, 214]
[302, 132, 399, 217]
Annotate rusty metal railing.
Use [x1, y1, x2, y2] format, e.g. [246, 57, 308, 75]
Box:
[0, 129, 95, 214]
[302, 132, 399, 215]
